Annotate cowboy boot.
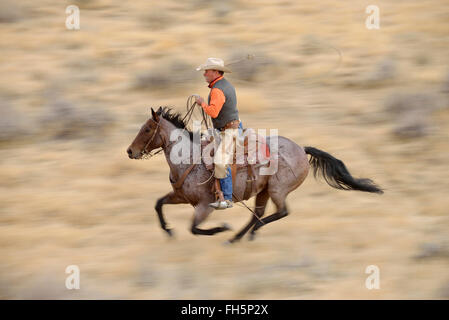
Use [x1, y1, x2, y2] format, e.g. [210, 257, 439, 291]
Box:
[209, 179, 233, 210]
[209, 199, 233, 210]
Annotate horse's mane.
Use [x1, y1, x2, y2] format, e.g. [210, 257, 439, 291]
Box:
[156, 106, 194, 140]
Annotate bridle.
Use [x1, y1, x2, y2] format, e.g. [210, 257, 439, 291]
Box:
[140, 118, 165, 159]
[141, 117, 189, 159]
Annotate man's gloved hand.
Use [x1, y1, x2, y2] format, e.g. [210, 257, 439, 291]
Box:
[195, 96, 204, 106]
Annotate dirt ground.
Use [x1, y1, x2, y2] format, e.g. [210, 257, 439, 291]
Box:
[1, 0, 449, 299]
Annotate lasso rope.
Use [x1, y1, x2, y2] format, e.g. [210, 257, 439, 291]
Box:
[226, 49, 342, 86]
[182, 94, 214, 132]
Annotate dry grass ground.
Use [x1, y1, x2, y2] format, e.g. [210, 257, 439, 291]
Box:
[1, 0, 449, 299]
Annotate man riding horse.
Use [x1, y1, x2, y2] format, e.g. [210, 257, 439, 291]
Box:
[126, 58, 383, 240]
[194, 57, 243, 210]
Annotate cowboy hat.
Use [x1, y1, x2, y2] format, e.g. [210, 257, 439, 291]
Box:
[195, 57, 232, 73]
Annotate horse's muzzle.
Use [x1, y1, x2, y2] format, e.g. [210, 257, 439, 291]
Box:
[127, 148, 137, 159]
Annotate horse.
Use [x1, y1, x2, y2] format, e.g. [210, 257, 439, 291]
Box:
[127, 107, 383, 243]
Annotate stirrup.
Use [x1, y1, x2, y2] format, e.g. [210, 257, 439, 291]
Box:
[209, 200, 233, 210]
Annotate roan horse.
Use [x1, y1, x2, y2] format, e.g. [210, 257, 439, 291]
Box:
[127, 107, 383, 243]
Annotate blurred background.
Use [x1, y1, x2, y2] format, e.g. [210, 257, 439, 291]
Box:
[1, 0, 449, 299]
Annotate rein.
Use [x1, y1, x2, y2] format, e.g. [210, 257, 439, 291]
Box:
[141, 95, 209, 160]
[140, 97, 210, 190]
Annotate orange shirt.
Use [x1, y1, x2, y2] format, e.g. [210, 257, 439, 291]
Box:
[201, 76, 226, 119]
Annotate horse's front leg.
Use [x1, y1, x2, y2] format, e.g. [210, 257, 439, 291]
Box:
[190, 203, 232, 236]
[155, 191, 187, 237]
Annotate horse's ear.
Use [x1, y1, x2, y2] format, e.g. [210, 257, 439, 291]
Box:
[151, 107, 159, 121]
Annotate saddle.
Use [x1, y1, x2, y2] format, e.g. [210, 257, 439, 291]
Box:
[201, 128, 271, 201]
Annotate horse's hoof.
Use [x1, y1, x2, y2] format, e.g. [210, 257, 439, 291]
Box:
[227, 237, 240, 244]
[222, 223, 232, 231]
[222, 240, 233, 246]
[248, 233, 256, 241]
[165, 228, 174, 237]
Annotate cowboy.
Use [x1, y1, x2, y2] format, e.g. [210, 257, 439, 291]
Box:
[195, 57, 243, 210]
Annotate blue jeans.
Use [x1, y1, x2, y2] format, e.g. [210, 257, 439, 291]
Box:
[220, 121, 243, 201]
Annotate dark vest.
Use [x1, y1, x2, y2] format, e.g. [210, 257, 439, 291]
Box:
[208, 77, 239, 129]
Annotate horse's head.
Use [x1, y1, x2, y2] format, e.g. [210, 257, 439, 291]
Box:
[127, 107, 165, 159]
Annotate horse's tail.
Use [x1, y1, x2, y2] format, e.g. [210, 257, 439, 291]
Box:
[304, 146, 383, 194]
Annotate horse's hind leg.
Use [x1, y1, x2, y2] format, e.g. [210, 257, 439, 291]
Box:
[249, 190, 289, 240]
[155, 191, 187, 237]
[228, 187, 269, 243]
[190, 203, 232, 236]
